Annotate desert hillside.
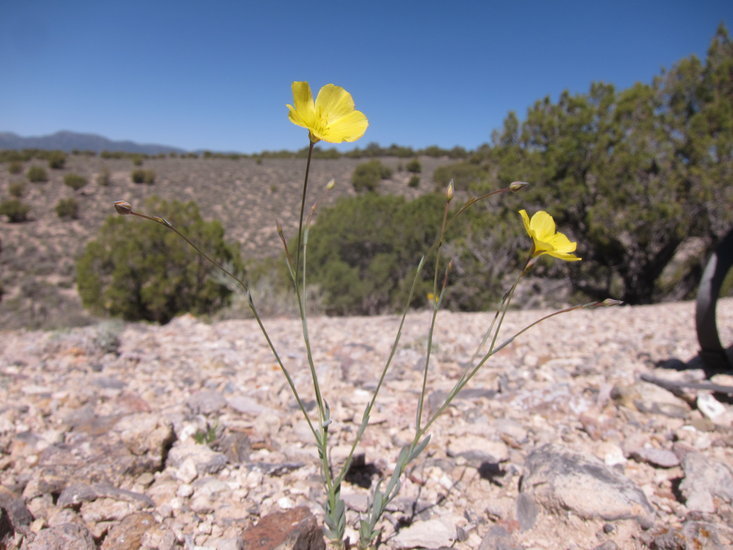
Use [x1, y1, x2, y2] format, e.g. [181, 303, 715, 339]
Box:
[0, 155, 453, 330]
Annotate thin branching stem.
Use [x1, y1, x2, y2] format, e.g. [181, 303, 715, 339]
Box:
[125, 209, 320, 441]
[335, 256, 426, 487]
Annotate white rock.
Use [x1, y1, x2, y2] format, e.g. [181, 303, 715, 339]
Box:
[393, 518, 456, 549]
[697, 393, 726, 420]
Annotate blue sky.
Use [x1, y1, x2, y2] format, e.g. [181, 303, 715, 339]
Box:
[1, 1, 731, 153]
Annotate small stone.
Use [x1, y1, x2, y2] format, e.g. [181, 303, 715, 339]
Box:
[679, 452, 733, 513]
[696, 393, 726, 420]
[393, 518, 457, 549]
[446, 435, 508, 463]
[100, 512, 156, 550]
[187, 389, 227, 414]
[27, 522, 96, 550]
[520, 443, 655, 528]
[630, 447, 680, 468]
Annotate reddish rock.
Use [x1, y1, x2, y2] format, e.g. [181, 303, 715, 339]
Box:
[241, 506, 325, 550]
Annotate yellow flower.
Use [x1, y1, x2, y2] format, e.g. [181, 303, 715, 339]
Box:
[287, 81, 368, 143]
[519, 209, 581, 261]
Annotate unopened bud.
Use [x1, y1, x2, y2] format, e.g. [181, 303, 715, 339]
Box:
[509, 181, 529, 192]
[445, 181, 454, 201]
[585, 298, 624, 309]
[114, 201, 133, 215]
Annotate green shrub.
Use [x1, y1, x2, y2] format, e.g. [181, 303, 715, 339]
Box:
[48, 151, 66, 169]
[27, 166, 48, 183]
[8, 161, 23, 174]
[131, 169, 156, 184]
[408, 175, 420, 188]
[433, 161, 489, 192]
[76, 196, 244, 323]
[306, 193, 446, 315]
[406, 158, 422, 174]
[351, 160, 391, 193]
[0, 199, 31, 222]
[132, 156, 144, 166]
[97, 167, 111, 186]
[8, 181, 26, 198]
[55, 198, 79, 220]
[64, 173, 88, 191]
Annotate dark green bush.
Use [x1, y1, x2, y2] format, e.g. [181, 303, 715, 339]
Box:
[0, 199, 31, 222]
[306, 193, 446, 315]
[351, 160, 391, 193]
[406, 158, 422, 174]
[64, 173, 88, 191]
[8, 161, 23, 174]
[27, 166, 48, 183]
[55, 198, 79, 220]
[131, 169, 156, 184]
[408, 175, 420, 188]
[482, 25, 733, 304]
[48, 151, 66, 169]
[76, 196, 244, 323]
[8, 181, 26, 198]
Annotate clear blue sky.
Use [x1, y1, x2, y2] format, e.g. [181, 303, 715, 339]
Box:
[1, 1, 731, 153]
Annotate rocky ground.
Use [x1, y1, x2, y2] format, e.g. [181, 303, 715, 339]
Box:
[1, 298, 732, 549]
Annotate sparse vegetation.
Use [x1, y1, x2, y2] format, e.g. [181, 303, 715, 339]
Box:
[0, 199, 31, 222]
[63, 173, 88, 191]
[8, 181, 26, 198]
[26, 166, 48, 183]
[55, 198, 79, 220]
[48, 151, 67, 169]
[96, 167, 111, 186]
[433, 161, 488, 192]
[351, 159, 392, 193]
[406, 158, 421, 173]
[8, 161, 23, 175]
[131, 169, 156, 184]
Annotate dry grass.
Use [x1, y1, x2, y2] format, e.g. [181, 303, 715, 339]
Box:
[0, 155, 453, 329]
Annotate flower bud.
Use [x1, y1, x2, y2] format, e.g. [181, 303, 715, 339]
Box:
[325, 179, 336, 190]
[114, 201, 133, 215]
[509, 181, 529, 192]
[445, 181, 454, 201]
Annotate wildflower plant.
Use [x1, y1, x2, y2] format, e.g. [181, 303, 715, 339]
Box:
[113, 81, 617, 549]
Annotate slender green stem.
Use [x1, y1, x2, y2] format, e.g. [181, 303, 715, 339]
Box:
[335, 256, 426, 487]
[416, 200, 451, 432]
[419, 258, 530, 436]
[288, 143, 338, 540]
[289, 144, 327, 427]
[295, 141, 315, 285]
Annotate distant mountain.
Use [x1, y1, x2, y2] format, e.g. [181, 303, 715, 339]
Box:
[0, 130, 187, 155]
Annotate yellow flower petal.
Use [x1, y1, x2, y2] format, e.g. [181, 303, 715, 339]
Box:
[518, 209, 581, 262]
[287, 81, 368, 143]
[519, 209, 531, 235]
[529, 210, 557, 241]
[315, 84, 355, 120]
